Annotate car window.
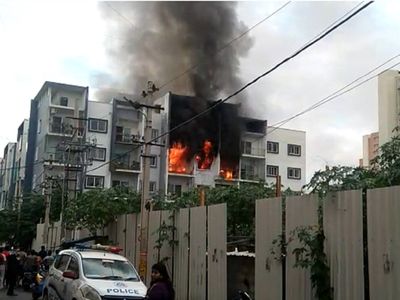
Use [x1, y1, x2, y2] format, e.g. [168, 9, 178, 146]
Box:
[55, 255, 70, 271]
[82, 258, 139, 281]
[67, 257, 79, 274]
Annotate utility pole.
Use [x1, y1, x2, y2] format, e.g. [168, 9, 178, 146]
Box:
[43, 176, 52, 247]
[125, 81, 162, 282]
[275, 175, 281, 197]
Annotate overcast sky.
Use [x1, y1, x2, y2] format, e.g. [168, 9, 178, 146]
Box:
[0, 1, 399, 182]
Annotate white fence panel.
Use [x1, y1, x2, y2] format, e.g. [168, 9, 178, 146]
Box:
[207, 204, 227, 300]
[286, 194, 319, 300]
[189, 206, 207, 300]
[323, 190, 364, 300]
[368, 186, 400, 300]
[160, 210, 174, 276]
[174, 208, 190, 300]
[126, 213, 138, 266]
[146, 210, 161, 284]
[255, 197, 282, 300]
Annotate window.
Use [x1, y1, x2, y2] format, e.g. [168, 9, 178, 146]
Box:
[150, 156, 157, 168]
[55, 255, 70, 271]
[287, 167, 301, 180]
[151, 129, 159, 142]
[60, 96, 68, 106]
[241, 141, 252, 154]
[266, 165, 279, 177]
[85, 176, 104, 188]
[90, 147, 106, 161]
[168, 184, 182, 196]
[288, 144, 301, 156]
[112, 180, 129, 188]
[89, 118, 108, 133]
[267, 141, 279, 154]
[116, 126, 132, 142]
[37, 119, 41, 134]
[149, 181, 156, 192]
[67, 257, 79, 275]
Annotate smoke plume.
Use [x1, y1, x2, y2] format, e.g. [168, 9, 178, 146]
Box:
[97, 1, 253, 100]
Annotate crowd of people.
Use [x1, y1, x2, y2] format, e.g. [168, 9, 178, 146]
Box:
[0, 245, 55, 296]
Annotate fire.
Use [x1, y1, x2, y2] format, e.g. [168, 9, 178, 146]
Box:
[197, 140, 214, 169]
[169, 142, 188, 173]
[220, 169, 233, 180]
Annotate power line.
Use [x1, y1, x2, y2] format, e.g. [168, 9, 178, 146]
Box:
[86, 1, 373, 173]
[267, 56, 400, 134]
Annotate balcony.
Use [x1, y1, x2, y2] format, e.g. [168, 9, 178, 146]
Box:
[240, 171, 264, 182]
[241, 147, 265, 158]
[49, 122, 73, 136]
[110, 154, 141, 173]
[115, 133, 142, 145]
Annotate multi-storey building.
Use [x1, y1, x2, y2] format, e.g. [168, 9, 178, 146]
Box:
[25, 82, 89, 195]
[0, 143, 17, 209]
[15, 119, 30, 208]
[265, 127, 306, 191]
[360, 132, 379, 168]
[378, 69, 400, 146]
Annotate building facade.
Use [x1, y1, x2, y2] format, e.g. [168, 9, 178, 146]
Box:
[265, 127, 306, 191]
[0, 143, 17, 209]
[360, 132, 379, 168]
[378, 69, 400, 146]
[14, 119, 30, 208]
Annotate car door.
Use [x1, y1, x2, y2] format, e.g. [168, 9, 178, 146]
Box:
[63, 255, 81, 300]
[48, 254, 71, 300]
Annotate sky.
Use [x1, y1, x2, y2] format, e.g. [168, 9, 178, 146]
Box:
[0, 0, 399, 182]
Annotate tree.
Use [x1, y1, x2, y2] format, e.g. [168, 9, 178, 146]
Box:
[64, 187, 140, 235]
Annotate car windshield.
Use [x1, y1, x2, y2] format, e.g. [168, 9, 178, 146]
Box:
[82, 258, 139, 281]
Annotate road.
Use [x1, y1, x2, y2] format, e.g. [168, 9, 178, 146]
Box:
[0, 287, 34, 300]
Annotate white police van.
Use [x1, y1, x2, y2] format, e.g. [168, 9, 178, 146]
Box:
[43, 245, 147, 300]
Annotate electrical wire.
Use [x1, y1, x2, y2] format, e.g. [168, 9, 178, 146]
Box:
[86, 1, 373, 173]
[267, 55, 400, 134]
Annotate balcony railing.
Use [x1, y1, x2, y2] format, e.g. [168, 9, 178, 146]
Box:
[49, 123, 73, 135]
[115, 133, 142, 144]
[110, 154, 141, 172]
[240, 170, 264, 181]
[241, 147, 265, 157]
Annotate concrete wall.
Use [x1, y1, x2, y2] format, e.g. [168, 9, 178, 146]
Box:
[265, 127, 306, 191]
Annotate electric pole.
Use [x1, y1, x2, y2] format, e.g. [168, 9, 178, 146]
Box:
[42, 176, 52, 247]
[125, 81, 163, 282]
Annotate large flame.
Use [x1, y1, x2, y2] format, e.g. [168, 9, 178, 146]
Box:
[169, 142, 188, 173]
[196, 140, 214, 170]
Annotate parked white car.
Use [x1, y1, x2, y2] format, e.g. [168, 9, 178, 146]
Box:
[43, 247, 147, 300]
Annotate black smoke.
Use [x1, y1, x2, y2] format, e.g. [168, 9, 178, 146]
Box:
[97, 1, 253, 100]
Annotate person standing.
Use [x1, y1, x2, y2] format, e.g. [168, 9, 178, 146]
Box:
[0, 247, 6, 290]
[38, 246, 47, 260]
[146, 262, 175, 300]
[5, 251, 19, 296]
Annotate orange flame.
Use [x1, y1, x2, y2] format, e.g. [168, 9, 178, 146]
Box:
[220, 169, 233, 180]
[198, 140, 214, 169]
[169, 142, 188, 173]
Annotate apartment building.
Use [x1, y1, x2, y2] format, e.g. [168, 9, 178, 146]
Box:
[360, 132, 379, 168]
[0, 143, 17, 209]
[378, 69, 400, 146]
[265, 127, 306, 191]
[14, 119, 30, 208]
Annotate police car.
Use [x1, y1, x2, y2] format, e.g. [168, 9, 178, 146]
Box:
[43, 244, 147, 300]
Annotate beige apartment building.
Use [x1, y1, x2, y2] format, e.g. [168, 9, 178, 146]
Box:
[360, 132, 379, 167]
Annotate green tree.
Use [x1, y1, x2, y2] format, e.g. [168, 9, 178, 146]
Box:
[64, 187, 140, 235]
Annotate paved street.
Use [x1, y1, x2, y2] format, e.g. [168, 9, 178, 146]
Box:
[0, 288, 33, 300]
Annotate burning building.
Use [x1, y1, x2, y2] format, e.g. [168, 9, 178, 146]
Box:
[151, 93, 267, 195]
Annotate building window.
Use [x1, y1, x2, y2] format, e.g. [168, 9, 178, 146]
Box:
[287, 167, 301, 180]
[168, 184, 182, 196]
[266, 165, 279, 177]
[149, 181, 157, 192]
[90, 147, 106, 161]
[85, 176, 104, 188]
[89, 118, 108, 133]
[241, 141, 252, 155]
[288, 144, 301, 156]
[112, 180, 129, 188]
[267, 141, 279, 154]
[150, 156, 157, 168]
[60, 96, 68, 106]
[151, 129, 159, 142]
[37, 119, 41, 134]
